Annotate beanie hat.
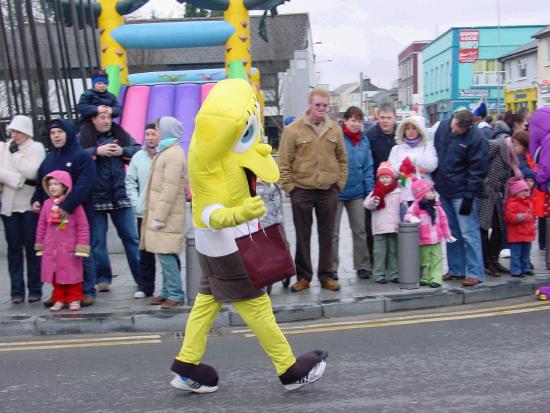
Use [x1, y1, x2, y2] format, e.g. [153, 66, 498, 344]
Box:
[376, 161, 396, 178]
[47, 118, 77, 141]
[521, 167, 536, 182]
[508, 179, 529, 197]
[411, 178, 433, 201]
[91, 70, 109, 86]
[6, 115, 33, 138]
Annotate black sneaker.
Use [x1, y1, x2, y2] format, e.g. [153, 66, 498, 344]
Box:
[510, 273, 525, 278]
[375, 277, 387, 284]
[430, 282, 442, 288]
[170, 375, 218, 394]
[356, 269, 371, 279]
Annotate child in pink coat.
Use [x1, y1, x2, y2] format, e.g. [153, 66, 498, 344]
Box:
[404, 178, 454, 287]
[363, 162, 402, 284]
[35, 170, 90, 311]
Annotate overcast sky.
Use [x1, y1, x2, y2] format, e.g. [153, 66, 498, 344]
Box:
[133, 0, 547, 90]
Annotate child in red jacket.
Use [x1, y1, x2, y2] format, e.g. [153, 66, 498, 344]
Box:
[504, 179, 535, 277]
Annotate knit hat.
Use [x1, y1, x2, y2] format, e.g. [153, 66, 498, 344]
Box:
[159, 116, 184, 140]
[521, 167, 536, 182]
[91, 69, 109, 86]
[6, 115, 33, 138]
[508, 179, 529, 197]
[377, 161, 396, 178]
[411, 178, 433, 201]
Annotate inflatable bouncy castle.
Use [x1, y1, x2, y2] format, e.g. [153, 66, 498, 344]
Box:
[51, 0, 288, 147]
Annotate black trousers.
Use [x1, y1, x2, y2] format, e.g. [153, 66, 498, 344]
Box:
[137, 218, 156, 295]
[480, 208, 502, 266]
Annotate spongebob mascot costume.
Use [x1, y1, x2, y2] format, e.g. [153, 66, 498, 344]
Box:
[170, 78, 327, 393]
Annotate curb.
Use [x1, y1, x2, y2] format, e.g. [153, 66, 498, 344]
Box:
[1, 276, 550, 337]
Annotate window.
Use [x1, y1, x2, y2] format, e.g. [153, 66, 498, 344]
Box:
[505, 62, 512, 82]
[547, 38, 550, 63]
[472, 60, 504, 86]
[518, 58, 527, 78]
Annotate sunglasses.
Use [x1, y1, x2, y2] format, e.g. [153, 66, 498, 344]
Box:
[313, 103, 328, 108]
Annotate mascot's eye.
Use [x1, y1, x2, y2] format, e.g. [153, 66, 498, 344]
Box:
[232, 114, 258, 154]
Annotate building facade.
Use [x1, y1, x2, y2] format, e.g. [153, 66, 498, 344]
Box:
[499, 40, 538, 113]
[398, 41, 430, 115]
[422, 25, 545, 124]
[534, 26, 550, 107]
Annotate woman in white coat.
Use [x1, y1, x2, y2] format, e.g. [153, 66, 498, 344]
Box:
[388, 116, 438, 204]
[0, 115, 46, 304]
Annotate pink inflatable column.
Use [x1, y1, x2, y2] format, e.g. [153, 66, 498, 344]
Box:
[121, 86, 150, 144]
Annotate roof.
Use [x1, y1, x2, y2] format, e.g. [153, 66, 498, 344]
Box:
[498, 39, 538, 61]
[533, 25, 550, 39]
[332, 82, 358, 95]
[0, 13, 311, 75]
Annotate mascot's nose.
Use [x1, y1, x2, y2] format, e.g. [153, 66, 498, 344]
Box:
[256, 144, 272, 156]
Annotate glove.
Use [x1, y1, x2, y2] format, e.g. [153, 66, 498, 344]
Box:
[446, 236, 457, 243]
[209, 196, 266, 229]
[152, 219, 166, 230]
[9, 141, 18, 153]
[459, 197, 473, 215]
[408, 216, 421, 224]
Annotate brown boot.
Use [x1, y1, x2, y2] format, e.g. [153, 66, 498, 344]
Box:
[321, 279, 341, 291]
[149, 296, 167, 305]
[81, 296, 95, 307]
[290, 278, 310, 292]
[160, 299, 184, 310]
[462, 277, 482, 286]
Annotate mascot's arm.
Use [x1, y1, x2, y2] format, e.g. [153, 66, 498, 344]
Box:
[208, 196, 266, 230]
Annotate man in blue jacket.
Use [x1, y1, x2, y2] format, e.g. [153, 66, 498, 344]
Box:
[332, 106, 374, 279]
[433, 110, 488, 286]
[32, 118, 97, 306]
[79, 112, 142, 294]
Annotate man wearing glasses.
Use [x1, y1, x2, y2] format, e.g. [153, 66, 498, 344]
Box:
[279, 89, 348, 292]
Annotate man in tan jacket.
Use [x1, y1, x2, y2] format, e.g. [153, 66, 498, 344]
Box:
[278, 89, 348, 292]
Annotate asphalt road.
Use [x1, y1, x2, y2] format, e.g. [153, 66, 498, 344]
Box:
[1, 298, 550, 413]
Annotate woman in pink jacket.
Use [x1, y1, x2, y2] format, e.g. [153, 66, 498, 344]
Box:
[35, 170, 90, 311]
[404, 178, 454, 288]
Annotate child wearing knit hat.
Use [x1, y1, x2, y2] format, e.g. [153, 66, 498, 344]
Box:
[503, 179, 535, 277]
[363, 161, 402, 284]
[77, 69, 122, 120]
[403, 178, 454, 288]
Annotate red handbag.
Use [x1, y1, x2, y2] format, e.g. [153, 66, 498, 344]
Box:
[235, 223, 296, 289]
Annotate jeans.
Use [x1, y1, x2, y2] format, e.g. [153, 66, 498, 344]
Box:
[82, 208, 96, 297]
[92, 207, 141, 285]
[157, 253, 185, 302]
[509, 242, 532, 275]
[440, 197, 485, 281]
[1, 211, 42, 299]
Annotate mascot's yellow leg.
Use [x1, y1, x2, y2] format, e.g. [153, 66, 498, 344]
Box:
[232, 294, 296, 376]
[176, 293, 222, 365]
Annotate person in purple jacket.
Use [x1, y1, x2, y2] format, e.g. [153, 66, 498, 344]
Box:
[529, 107, 550, 192]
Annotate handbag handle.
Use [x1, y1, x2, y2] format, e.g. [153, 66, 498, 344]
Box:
[245, 220, 267, 241]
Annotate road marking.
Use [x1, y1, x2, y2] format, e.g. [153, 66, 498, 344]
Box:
[0, 334, 162, 347]
[0, 339, 162, 352]
[243, 304, 550, 337]
[232, 300, 550, 334]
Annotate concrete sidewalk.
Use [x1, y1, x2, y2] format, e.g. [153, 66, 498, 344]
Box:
[1, 201, 549, 336]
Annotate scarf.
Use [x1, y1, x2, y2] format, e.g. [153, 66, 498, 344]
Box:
[404, 136, 422, 148]
[343, 124, 361, 146]
[419, 199, 436, 224]
[505, 136, 522, 179]
[372, 179, 398, 209]
[48, 197, 69, 230]
[156, 138, 179, 154]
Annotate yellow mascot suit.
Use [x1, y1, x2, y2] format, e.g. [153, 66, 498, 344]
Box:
[170, 78, 327, 393]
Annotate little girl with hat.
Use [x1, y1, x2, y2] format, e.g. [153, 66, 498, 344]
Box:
[404, 178, 454, 288]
